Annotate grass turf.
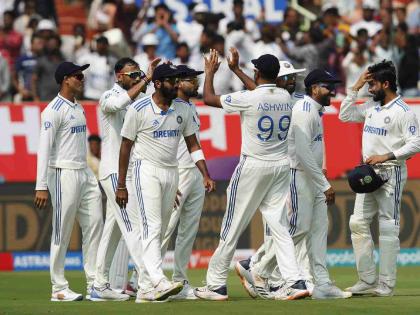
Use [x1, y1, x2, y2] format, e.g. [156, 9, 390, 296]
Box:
[1, 267, 420, 314]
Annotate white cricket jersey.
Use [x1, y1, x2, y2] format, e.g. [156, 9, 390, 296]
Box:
[121, 95, 199, 167]
[36, 94, 88, 190]
[288, 95, 330, 192]
[98, 83, 144, 180]
[175, 98, 201, 169]
[339, 90, 420, 165]
[291, 92, 304, 105]
[220, 84, 292, 161]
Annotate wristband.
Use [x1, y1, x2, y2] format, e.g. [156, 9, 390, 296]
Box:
[117, 187, 127, 190]
[191, 149, 205, 163]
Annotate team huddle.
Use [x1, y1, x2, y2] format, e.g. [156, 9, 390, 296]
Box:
[34, 47, 420, 303]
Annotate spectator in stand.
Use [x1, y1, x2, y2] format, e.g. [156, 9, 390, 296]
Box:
[32, 33, 63, 101]
[371, 29, 393, 63]
[114, 0, 138, 44]
[0, 10, 23, 69]
[172, 42, 198, 69]
[199, 28, 216, 55]
[350, 0, 382, 38]
[406, 0, 419, 34]
[394, 22, 419, 97]
[20, 14, 41, 54]
[225, 20, 254, 66]
[135, 3, 179, 60]
[13, 0, 37, 34]
[31, 34, 64, 102]
[378, 7, 392, 32]
[62, 23, 90, 62]
[219, 0, 260, 40]
[0, 52, 11, 101]
[78, 36, 117, 100]
[36, 19, 56, 40]
[177, 2, 207, 56]
[13, 33, 44, 102]
[277, 7, 304, 48]
[254, 23, 287, 61]
[87, 134, 102, 180]
[133, 33, 159, 74]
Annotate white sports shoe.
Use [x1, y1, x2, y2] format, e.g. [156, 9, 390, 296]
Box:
[90, 283, 130, 301]
[345, 280, 376, 295]
[194, 286, 228, 301]
[135, 291, 169, 303]
[51, 288, 83, 302]
[373, 282, 394, 297]
[271, 280, 309, 301]
[169, 281, 198, 300]
[312, 282, 352, 299]
[305, 281, 315, 296]
[235, 260, 257, 298]
[154, 279, 183, 301]
[250, 269, 271, 299]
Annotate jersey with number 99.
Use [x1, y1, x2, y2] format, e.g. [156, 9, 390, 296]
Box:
[220, 84, 292, 161]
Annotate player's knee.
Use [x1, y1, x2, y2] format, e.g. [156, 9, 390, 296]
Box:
[379, 219, 399, 239]
[349, 215, 369, 235]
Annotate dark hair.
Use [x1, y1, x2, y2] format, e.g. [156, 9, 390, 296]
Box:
[31, 32, 43, 43]
[114, 57, 138, 73]
[213, 34, 225, 45]
[309, 26, 324, 44]
[305, 86, 313, 97]
[397, 22, 408, 33]
[357, 28, 368, 37]
[96, 36, 109, 45]
[155, 3, 170, 12]
[368, 60, 397, 92]
[233, 0, 244, 6]
[176, 42, 189, 50]
[49, 33, 62, 46]
[88, 134, 102, 142]
[3, 10, 16, 19]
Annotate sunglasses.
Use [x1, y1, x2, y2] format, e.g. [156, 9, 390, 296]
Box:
[120, 70, 145, 79]
[280, 74, 297, 81]
[163, 77, 179, 84]
[69, 73, 84, 81]
[317, 83, 336, 91]
[180, 77, 198, 83]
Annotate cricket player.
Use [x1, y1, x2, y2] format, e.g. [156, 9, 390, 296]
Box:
[90, 57, 160, 301]
[116, 63, 216, 302]
[160, 65, 206, 300]
[339, 60, 420, 296]
[194, 50, 308, 301]
[34, 62, 104, 301]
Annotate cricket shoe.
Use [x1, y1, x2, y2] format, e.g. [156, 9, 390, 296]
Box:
[51, 288, 83, 302]
[194, 286, 228, 301]
[169, 281, 198, 300]
[345, 280, 376, 295]
[135, 290, 169, 303]
[250, 269, 271, 299]
[235, 259, 257, 298]
[271, 280, 309, 300]
[305, 281, 315, 296]
[125, 282, 137, 297]
[312, 282, 352, 299]
[373, 282, 394, 297]
[154, 279, 183, 301]
[90, 283, 130, 301]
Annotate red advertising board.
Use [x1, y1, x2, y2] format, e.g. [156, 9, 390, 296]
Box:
[0, 99, 419, 182]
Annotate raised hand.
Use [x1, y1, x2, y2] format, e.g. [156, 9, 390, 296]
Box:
[146, 57, 162, 80]
[227, 47, 240, 71]
[204, 49, 221, 76]
[352, 70, 373, 92]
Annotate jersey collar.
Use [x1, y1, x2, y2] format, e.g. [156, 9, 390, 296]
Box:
[304, 95, 324, 112]
[381, 95, 402, 110]
[57, 93, 77, 108]
[150, 96, 175, 116]
[255, 83, 276, 89]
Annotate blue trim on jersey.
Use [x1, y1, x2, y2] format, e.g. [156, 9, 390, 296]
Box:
[396, 99, 409, 112]
[52, 99, 64, 111]
[175, 98, 192, 106]
[394, 166, 401, 226]
[133, 97, 151, 112]
[294, 93, 304, 99]
[111, 173, 132, 232]
[57, 95, 76, 108]
[303, 101, 311, 112]
[134, 160, 148, 239]
[289, 169, 298, 235]
[54, 169, 62, 245]
[221, 156, 247, 241]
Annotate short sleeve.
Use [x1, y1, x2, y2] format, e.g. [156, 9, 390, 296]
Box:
[220, 90, 250, 113]
[120, 106, 140, 141]
[182, 106, 199, 137]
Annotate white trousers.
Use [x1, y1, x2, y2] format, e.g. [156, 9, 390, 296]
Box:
[109, 237, 130, 290]
[161, 167, 205, 283]
[94, 174, 143, 289]
[206, 157, 302, 289]
[48, 167, 103, 293]
[132, 160, 178, 292]
[350, 165, 407, 288]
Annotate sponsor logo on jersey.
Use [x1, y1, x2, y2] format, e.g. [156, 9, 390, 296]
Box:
[153, 129, 180, 138]
[152, 119, 159, 127]
[70, 125, 86, 134]
[177, 116, 183, 124]
[363, 125, 388, 136]
[44, 121, 52, 130]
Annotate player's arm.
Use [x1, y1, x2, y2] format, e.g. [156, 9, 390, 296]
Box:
[366, 111, 420, 165]
[293, 111, 335, 204]
[184, 134, 216, 192]
[226, 47, 257, 90]
[203, 49, 222, 108]
[34, 110, 60, 209]
[339, 70, 373, 123]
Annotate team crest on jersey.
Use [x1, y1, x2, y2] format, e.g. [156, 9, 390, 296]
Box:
[409, 126, 416, 135]
[44, 121, 52, 130]
[384, 116, 391, 124]
[177, 115, 183, 124]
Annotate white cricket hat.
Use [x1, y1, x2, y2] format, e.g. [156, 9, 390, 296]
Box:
[278, 61, 306, 77]
[142, 33, 159, 46]
[37, 19, 56, 31]
[193, 3, 209, 14]
[362, 0, 379, 10]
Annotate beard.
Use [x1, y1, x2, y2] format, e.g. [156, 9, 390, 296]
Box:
[161, 85, 178, 100]
[372, 88, 386, 103]
[319, 94, 331, 107]
[185, 88, 198, 98]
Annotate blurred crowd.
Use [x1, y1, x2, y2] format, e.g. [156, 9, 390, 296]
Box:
[0, 0, 419, 103]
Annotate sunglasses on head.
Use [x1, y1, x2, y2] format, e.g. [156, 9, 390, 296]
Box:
[120, 70, 145, 79]
[69, 73, 84, 81]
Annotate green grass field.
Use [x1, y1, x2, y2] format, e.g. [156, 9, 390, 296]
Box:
[1, 267, 420, 315]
